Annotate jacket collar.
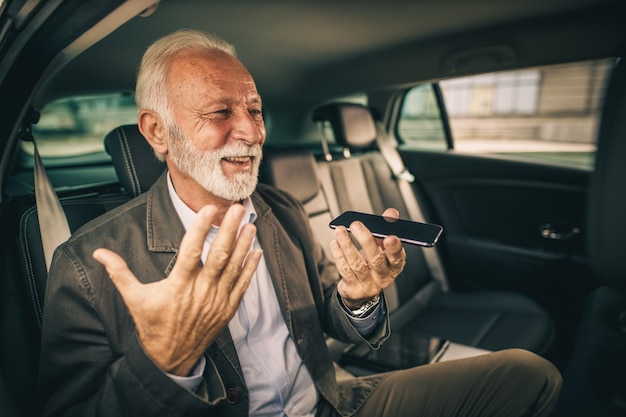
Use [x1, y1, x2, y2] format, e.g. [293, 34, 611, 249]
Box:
[146, 172, 274, 252]
[146, 172, 186, 254]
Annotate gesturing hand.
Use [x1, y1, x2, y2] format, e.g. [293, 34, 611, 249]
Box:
[93, 204, 262, 376]
[331, 208, 406, 309]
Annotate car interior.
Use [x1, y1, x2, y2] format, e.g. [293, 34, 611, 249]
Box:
[1, 0, 625, 416]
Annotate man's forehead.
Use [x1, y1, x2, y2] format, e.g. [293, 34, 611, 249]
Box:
[169, 49, 247, 77]
[167, 51, 261, 100]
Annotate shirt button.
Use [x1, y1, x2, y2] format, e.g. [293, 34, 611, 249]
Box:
[297, 337, 304, 345]
[226, 387, 240, 404]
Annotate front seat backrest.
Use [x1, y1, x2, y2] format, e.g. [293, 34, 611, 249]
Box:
[104, 124, 166, 198]
[557, 57, 626, 417]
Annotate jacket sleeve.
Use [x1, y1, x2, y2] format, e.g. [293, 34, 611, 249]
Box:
[38, 245, 226, 417]
[316, 238, 391, 349]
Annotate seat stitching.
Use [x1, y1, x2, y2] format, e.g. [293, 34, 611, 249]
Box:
[18, 206, 43, 328]
[118, 128, 140, 197]
[17, 197, 131, 329]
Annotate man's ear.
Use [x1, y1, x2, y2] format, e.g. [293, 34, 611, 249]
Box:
[138, 110, 168, 156]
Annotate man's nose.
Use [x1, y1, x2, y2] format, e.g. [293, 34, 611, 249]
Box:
[232, 111, 265, 145]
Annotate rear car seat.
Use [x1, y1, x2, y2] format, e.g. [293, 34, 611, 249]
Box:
[12, 194, 131, 414]
[17, 125, 164, 331]
[8, 125, 163, 416]
[11, 120, 555, 411]
[264, 102, 556, 361]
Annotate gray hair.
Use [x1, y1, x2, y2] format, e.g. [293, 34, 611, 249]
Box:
[135, 29, 237, 128]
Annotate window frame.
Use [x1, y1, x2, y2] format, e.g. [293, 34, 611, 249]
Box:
[393, 58, 616, 170]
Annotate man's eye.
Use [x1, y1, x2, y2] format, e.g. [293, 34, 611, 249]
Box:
[250, 109, 263, 118]
[209, 109, 231, 120]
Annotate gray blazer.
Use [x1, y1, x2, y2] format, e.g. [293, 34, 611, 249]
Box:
[39, 173, 390, 417]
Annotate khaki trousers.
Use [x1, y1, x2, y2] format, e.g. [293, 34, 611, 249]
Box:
[326, 349, 562, 417]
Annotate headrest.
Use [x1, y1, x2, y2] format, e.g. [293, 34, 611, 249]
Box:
[104, 124, 166, 198]
[312, 102, 377, 150]
[260, 147, 320, 204]
[587, 58, 626, 288]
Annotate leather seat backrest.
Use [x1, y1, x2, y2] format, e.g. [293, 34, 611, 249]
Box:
[18, 124, 163, 328]
[312, 103, 435, 309]
[104, 124, 166, 198]
[18, 196, 131, 328]
[556, 57, 626, 417]
[586, 58, 626, 289]
[260, 146, 337, 258]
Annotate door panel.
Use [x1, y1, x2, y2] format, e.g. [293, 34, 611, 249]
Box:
[400, 149, 599, 351]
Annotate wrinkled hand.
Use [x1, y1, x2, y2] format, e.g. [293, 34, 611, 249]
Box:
[331, 208, 406, 309]
[93, 204, 262, 376]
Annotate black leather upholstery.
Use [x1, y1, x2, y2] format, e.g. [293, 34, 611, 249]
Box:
[12, 125, 156, 416]
[587, 59, 626, 289]
[557, 58, 626, 417]
[18, 196, 131, 328]
[18, 124, 159, 329]
[104, 124, 166, 198]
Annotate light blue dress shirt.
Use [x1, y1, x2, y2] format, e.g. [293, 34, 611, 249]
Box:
[165, 174, 382, 416]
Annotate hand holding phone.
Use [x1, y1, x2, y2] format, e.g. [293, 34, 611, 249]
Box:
[329, 211, 443, 247]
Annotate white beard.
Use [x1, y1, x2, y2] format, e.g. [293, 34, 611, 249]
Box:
[167, 124, 262, 201]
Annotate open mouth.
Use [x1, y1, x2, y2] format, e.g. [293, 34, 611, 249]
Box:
[223, 156, 253, 164]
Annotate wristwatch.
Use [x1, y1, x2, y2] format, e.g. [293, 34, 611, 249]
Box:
[348, 294, 381, 318]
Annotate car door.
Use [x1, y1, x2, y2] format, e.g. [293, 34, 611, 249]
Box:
[391, 58, 615, 353]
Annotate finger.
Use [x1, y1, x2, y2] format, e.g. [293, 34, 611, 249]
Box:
[383, 234, 404, 257]
[330, 238, 353, 281]
[381, 207, 400, 219]
[348, 221, 388, 278]
[208, 222, 258, 287]
[331, 226, 369, 281]
[380, 208, 407, 275]
[349, 220, 403, 280]
[383, 235, 406, 276]
[227, 248, 263, 308]
[173, 205, 223, 277]
[374, 208, 400, 249]
[202, 223, 259, 315]
[202, 204, 248, 277]
[93, 248, 142, 301]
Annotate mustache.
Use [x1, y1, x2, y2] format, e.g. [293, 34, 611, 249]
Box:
[214, 142, 263, 159]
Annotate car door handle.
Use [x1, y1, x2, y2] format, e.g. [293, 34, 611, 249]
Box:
[539, 223, 581, 240]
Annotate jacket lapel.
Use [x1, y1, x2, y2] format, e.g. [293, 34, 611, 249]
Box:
[250, 194, 295, 333]
[145, 174, 244, 378]
[144, 173, 185, 276]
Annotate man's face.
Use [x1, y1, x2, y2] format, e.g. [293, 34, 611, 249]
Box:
[167, 122, 262, 201]
[164, 49, 266, 201]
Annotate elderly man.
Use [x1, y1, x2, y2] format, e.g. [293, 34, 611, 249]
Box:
[38, 29, 561, 417]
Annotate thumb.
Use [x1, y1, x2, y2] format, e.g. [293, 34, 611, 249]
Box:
[93, 248, 142, 300]
[382, 207, 400, 219]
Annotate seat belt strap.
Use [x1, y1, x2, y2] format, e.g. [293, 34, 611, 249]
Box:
[374, 122, 449, 291]
[32, 136, 71, 272]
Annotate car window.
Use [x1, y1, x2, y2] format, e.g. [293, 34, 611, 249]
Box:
[22, 93, 138, 165]
[397, 58, 616, 169]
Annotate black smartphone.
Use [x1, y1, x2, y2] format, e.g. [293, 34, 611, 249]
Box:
[329, 211, 443, 247]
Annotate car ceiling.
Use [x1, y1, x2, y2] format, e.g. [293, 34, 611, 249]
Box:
[34, 0, 626, 110]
